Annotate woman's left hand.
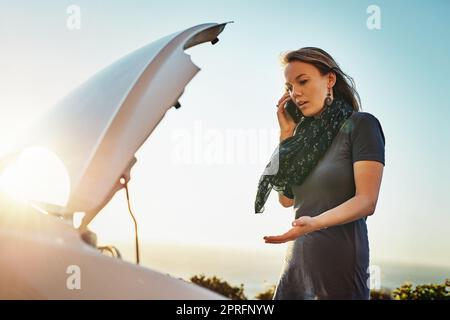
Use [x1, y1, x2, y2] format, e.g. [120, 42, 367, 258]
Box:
[263, 216, 318, 244]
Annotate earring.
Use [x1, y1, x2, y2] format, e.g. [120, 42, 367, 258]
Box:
[324, 87, 333, 106]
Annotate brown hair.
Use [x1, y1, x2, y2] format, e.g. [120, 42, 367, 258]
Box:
[281, 47, 361, 111]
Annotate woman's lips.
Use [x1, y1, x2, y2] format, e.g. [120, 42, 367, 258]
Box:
[298, 101, 308, 108]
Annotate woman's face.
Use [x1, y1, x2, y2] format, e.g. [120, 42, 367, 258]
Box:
[284, 61, 335, 118]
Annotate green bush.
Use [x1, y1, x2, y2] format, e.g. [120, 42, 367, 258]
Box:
[392, 279, 449, 300]
[370, 288, 393, 300]
[190, 274, 247, 300]
[255, 285, 276, 300]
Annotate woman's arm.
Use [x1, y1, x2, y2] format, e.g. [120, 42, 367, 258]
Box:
[278, 131, 295, 208]
[279, 192, 294, 208]
[313, 160, 384, 229]
[264, 160, 384, 243]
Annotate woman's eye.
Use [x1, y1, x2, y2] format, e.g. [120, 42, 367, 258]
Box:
[299, 80, 308, 85]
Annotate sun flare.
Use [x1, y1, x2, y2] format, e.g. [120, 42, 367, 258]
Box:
[0, 146, 70, 207]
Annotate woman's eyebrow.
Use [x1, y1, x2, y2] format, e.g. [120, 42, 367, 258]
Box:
[285, 74, 307, 85]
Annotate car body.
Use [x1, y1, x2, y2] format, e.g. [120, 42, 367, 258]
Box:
[0, 22, 230, 299]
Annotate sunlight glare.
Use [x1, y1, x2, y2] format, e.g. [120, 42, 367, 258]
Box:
[0, 146, 70, 207]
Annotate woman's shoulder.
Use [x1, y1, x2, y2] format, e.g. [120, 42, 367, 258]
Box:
[349, 111, 382, 124]
[344, 111, 383, 132]
[346, 111, 385, 144]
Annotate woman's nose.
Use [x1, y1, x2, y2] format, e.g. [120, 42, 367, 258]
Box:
[290, 86, 302, 98]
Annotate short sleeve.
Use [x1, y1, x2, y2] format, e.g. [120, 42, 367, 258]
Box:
[351, 112, 385, 165]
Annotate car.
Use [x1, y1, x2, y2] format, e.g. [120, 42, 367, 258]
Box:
[0, 22, 230, 299]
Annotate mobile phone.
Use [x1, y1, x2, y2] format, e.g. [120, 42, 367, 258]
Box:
[284, 99, 302, 123]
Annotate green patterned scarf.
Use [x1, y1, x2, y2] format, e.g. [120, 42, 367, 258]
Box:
[255, 98, 354, 213]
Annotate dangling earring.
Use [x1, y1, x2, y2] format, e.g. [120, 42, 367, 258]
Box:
[324, 87, 333, 106]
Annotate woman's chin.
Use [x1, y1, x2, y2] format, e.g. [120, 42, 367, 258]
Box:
[299, 104, 313, 116]
[300, 109, 312, 117]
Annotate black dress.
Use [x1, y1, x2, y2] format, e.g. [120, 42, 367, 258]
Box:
[273, 111, 386, 300]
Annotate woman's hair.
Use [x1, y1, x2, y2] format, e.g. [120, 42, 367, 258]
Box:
[281, 47, 361, 112]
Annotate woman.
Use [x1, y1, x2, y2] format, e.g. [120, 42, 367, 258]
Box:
[255, 47, 385, 299]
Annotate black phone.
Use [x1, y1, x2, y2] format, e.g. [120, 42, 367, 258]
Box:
[284, 99, 303, 123]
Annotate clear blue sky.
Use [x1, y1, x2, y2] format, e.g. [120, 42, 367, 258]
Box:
[0, 0, 449, 267]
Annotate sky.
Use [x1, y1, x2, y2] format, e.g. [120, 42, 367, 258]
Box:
[0, 0, 449, 269]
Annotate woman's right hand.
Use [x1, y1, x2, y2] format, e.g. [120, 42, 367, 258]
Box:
[276, 92, 297, 138]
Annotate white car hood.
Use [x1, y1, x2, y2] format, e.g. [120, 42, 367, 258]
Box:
[3, 22, 230, 223]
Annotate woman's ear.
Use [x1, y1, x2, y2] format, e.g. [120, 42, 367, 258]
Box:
[328, 72, 337, 88]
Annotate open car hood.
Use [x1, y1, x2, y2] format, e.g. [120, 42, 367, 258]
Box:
[2, 22, 230, 225]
